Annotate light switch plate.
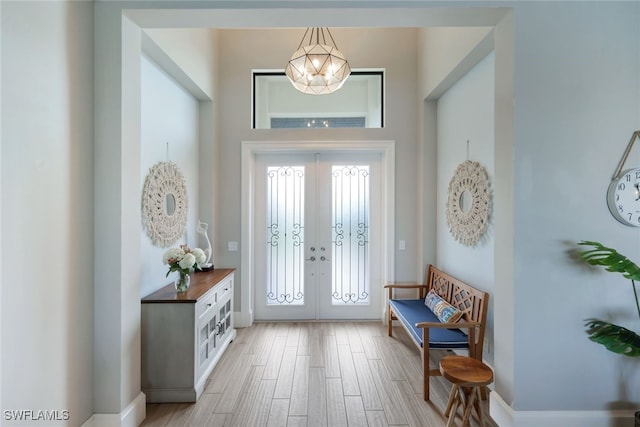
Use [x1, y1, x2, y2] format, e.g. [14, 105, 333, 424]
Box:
[228, 241, 238, 252]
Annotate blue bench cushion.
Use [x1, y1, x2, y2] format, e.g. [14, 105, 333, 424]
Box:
[389, 299, 469, 349]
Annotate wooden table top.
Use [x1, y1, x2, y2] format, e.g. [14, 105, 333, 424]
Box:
[141, 268, 235, 303]
[439, 355, 493, 386]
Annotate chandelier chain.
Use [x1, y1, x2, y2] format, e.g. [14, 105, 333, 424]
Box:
[326, 28, 340, 50]
[296, 27, 340, 50]
[297, 27, 311, 50]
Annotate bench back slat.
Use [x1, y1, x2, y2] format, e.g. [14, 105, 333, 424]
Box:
[424, 265, 489, 358]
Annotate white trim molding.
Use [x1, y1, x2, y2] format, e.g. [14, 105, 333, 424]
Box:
[81, 392, 146, 427]
[490, 391, 637, 427]
[234, 310, 252, 328]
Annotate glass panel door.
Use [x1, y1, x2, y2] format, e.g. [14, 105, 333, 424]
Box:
[255, 154, 317, 320]
[331, 165, 370, 305]
[266, 165, 306, 306]
[254, 152, 381, 320]
[316, 154, 381, 319]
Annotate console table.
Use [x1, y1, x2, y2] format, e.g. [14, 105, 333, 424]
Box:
[141, 268, 236, 403]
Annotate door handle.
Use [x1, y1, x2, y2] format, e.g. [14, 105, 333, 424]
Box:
[320, 256, 329, 262]
[306, 256, 316, 261]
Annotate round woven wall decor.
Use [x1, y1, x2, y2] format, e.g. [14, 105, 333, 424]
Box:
[141, 161, 188, 247]
[446, 160, 492, 246]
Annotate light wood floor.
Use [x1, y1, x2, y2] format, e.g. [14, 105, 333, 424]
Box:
[142, 322, 497, 427]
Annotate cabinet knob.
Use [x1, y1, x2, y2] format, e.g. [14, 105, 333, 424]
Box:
[207, 303, 212, 307]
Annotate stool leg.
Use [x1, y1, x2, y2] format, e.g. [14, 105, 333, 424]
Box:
[473, 387, 485, 427]
[446, 387, 462, 427]
[444, 384, 458, 417]
[461, 387, 478, 427]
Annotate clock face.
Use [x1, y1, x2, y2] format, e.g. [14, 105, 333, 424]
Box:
[607, 168, 640, 226]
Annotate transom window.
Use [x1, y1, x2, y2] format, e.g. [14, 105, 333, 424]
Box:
[252, 70, 384, 129]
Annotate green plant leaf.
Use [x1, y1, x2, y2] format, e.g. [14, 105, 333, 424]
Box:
[584, 319, 640, 357]
[578, 241, 640, 281]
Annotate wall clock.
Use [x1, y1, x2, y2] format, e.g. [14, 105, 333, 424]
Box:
[141, 161, 189, 247]
[607, 167, 640, 227]
[446, 160, 492, 246]
[607, 131, 640, 227]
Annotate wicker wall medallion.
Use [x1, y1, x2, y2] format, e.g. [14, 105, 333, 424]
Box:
[446, 160, 492, 246]
[141, 161, 188, 247]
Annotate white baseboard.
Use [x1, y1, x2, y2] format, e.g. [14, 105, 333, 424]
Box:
[234, 310, 252, 328]
[490, 391, 637, 427]
[81, 392, 146, 427]
[490, 391, 515, 427]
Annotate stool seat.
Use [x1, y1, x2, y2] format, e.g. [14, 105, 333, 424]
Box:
[440, 355, 493, 386]
[439, 355, 493, 427]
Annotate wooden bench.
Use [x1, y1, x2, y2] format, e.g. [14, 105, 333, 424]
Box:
[385, 265, 489, 401]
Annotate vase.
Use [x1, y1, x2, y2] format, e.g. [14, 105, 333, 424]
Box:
[174, 271, 191, 292]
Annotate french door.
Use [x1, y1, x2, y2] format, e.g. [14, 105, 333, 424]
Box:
[254, 152, 382, 320]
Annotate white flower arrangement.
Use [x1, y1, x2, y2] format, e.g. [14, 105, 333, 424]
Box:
[163, 244, 207, 277]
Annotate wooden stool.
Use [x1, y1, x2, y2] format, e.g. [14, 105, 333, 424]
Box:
[439, 355, 493, 427]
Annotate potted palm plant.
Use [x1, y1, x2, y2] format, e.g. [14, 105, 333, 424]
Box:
[578, 241, 640, 356]
[578, 240, 640, 427]
[578, 241, 640, 426]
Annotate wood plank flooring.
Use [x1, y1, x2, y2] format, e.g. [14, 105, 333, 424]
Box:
[142, 322, 498, 427]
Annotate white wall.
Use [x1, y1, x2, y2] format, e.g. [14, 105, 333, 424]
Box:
[0, 1, 3, 416]
[143, 28, 220, 279]
[417, 25, 495, 275]
[93, 9, 142, 417]
[419, 26, 493, 99]
[1, 1, 94, 425]
[436, 51, 495, 365]
[140, 55, 200, 298]
[510, 1, 640, 412]
[217, 28, 420, 309]
[143, 28, 216, 100]
[94, 8, 219, 420]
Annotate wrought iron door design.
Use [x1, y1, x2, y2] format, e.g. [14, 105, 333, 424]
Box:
[254, 153, 381, 321]
[266, 166, 305, 305]
[332, 165, 370, 305]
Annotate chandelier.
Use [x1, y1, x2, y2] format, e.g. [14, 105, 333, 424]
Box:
[285, 27, 351, 95]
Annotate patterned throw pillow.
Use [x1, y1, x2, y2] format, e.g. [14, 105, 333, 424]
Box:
[424, 290, 463, 323]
